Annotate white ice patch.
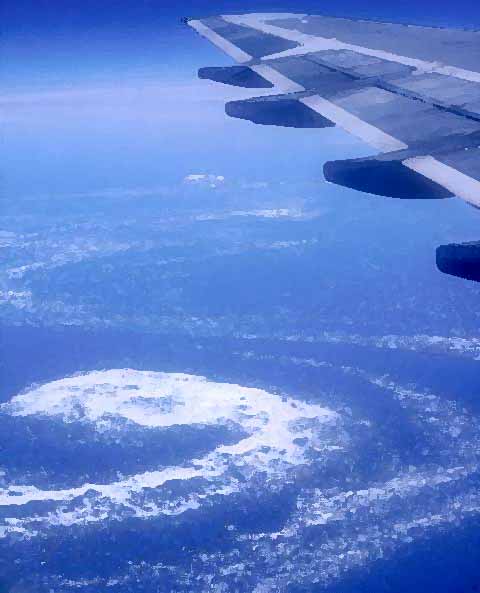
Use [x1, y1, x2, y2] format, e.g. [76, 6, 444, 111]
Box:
[195, 208, 324, 222]
[0, 230, 17, 248]
[239, 331, 480, 360]
[241, 349, 480, 454]
[183, 174, 225, 188]
[0, 370, 341, 535]
[0, 290, 33, 310]
[5, 238, 133, 279]
[164, 353, 480, 592]
[9, 363, 480, 591]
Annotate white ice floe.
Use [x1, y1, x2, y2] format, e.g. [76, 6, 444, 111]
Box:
[0, 370, 342, 534]
[0, 290, 33, 310]
[192, 365, 480, 591]
[0, 231, 17, 248]
[239, 331, 480, 360]
[8, 361, 480, 591]
[6, 261, 46, 279]
[184, 174, 225, 188]
[5, 238, 133, 279]
[240, 350, 480, 459]
[195, 208, 324, 222]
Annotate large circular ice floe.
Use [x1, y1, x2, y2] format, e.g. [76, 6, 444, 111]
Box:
[0, 370, 343, 534]
[1, 367, 480, 591]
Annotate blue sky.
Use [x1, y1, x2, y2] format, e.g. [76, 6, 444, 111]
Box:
[4, 0, 480, 85]
[3, 0, 480, 197]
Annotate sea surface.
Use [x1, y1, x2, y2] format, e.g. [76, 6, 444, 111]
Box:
[1, 172, 480, 591]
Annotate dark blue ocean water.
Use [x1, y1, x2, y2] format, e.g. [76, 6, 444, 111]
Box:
[1, 320, 480, 592]
[1, 142, 480, 593]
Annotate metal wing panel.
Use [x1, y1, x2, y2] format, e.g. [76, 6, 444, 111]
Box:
[260, 55, 360, 91]
[387, 73, 480, 116]
[404, 149, 480, 208]
[440, 146, 480, 178]
[307, 50, 415, 79]
[330, 86, 480, 147]
[192, 16, 299, 59]
[303, 50, 480, 119]
[265, 15, 480, 73]
[188, 13, 480, 208]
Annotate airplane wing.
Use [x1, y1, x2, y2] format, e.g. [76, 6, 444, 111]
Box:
[187, 13, 480, 281]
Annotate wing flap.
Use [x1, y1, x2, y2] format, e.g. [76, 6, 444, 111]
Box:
[260, 54, 480, 149]
[300, 93, 408, 152]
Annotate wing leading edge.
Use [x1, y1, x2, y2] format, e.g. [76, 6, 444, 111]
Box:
[187, 13, 480, 282]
